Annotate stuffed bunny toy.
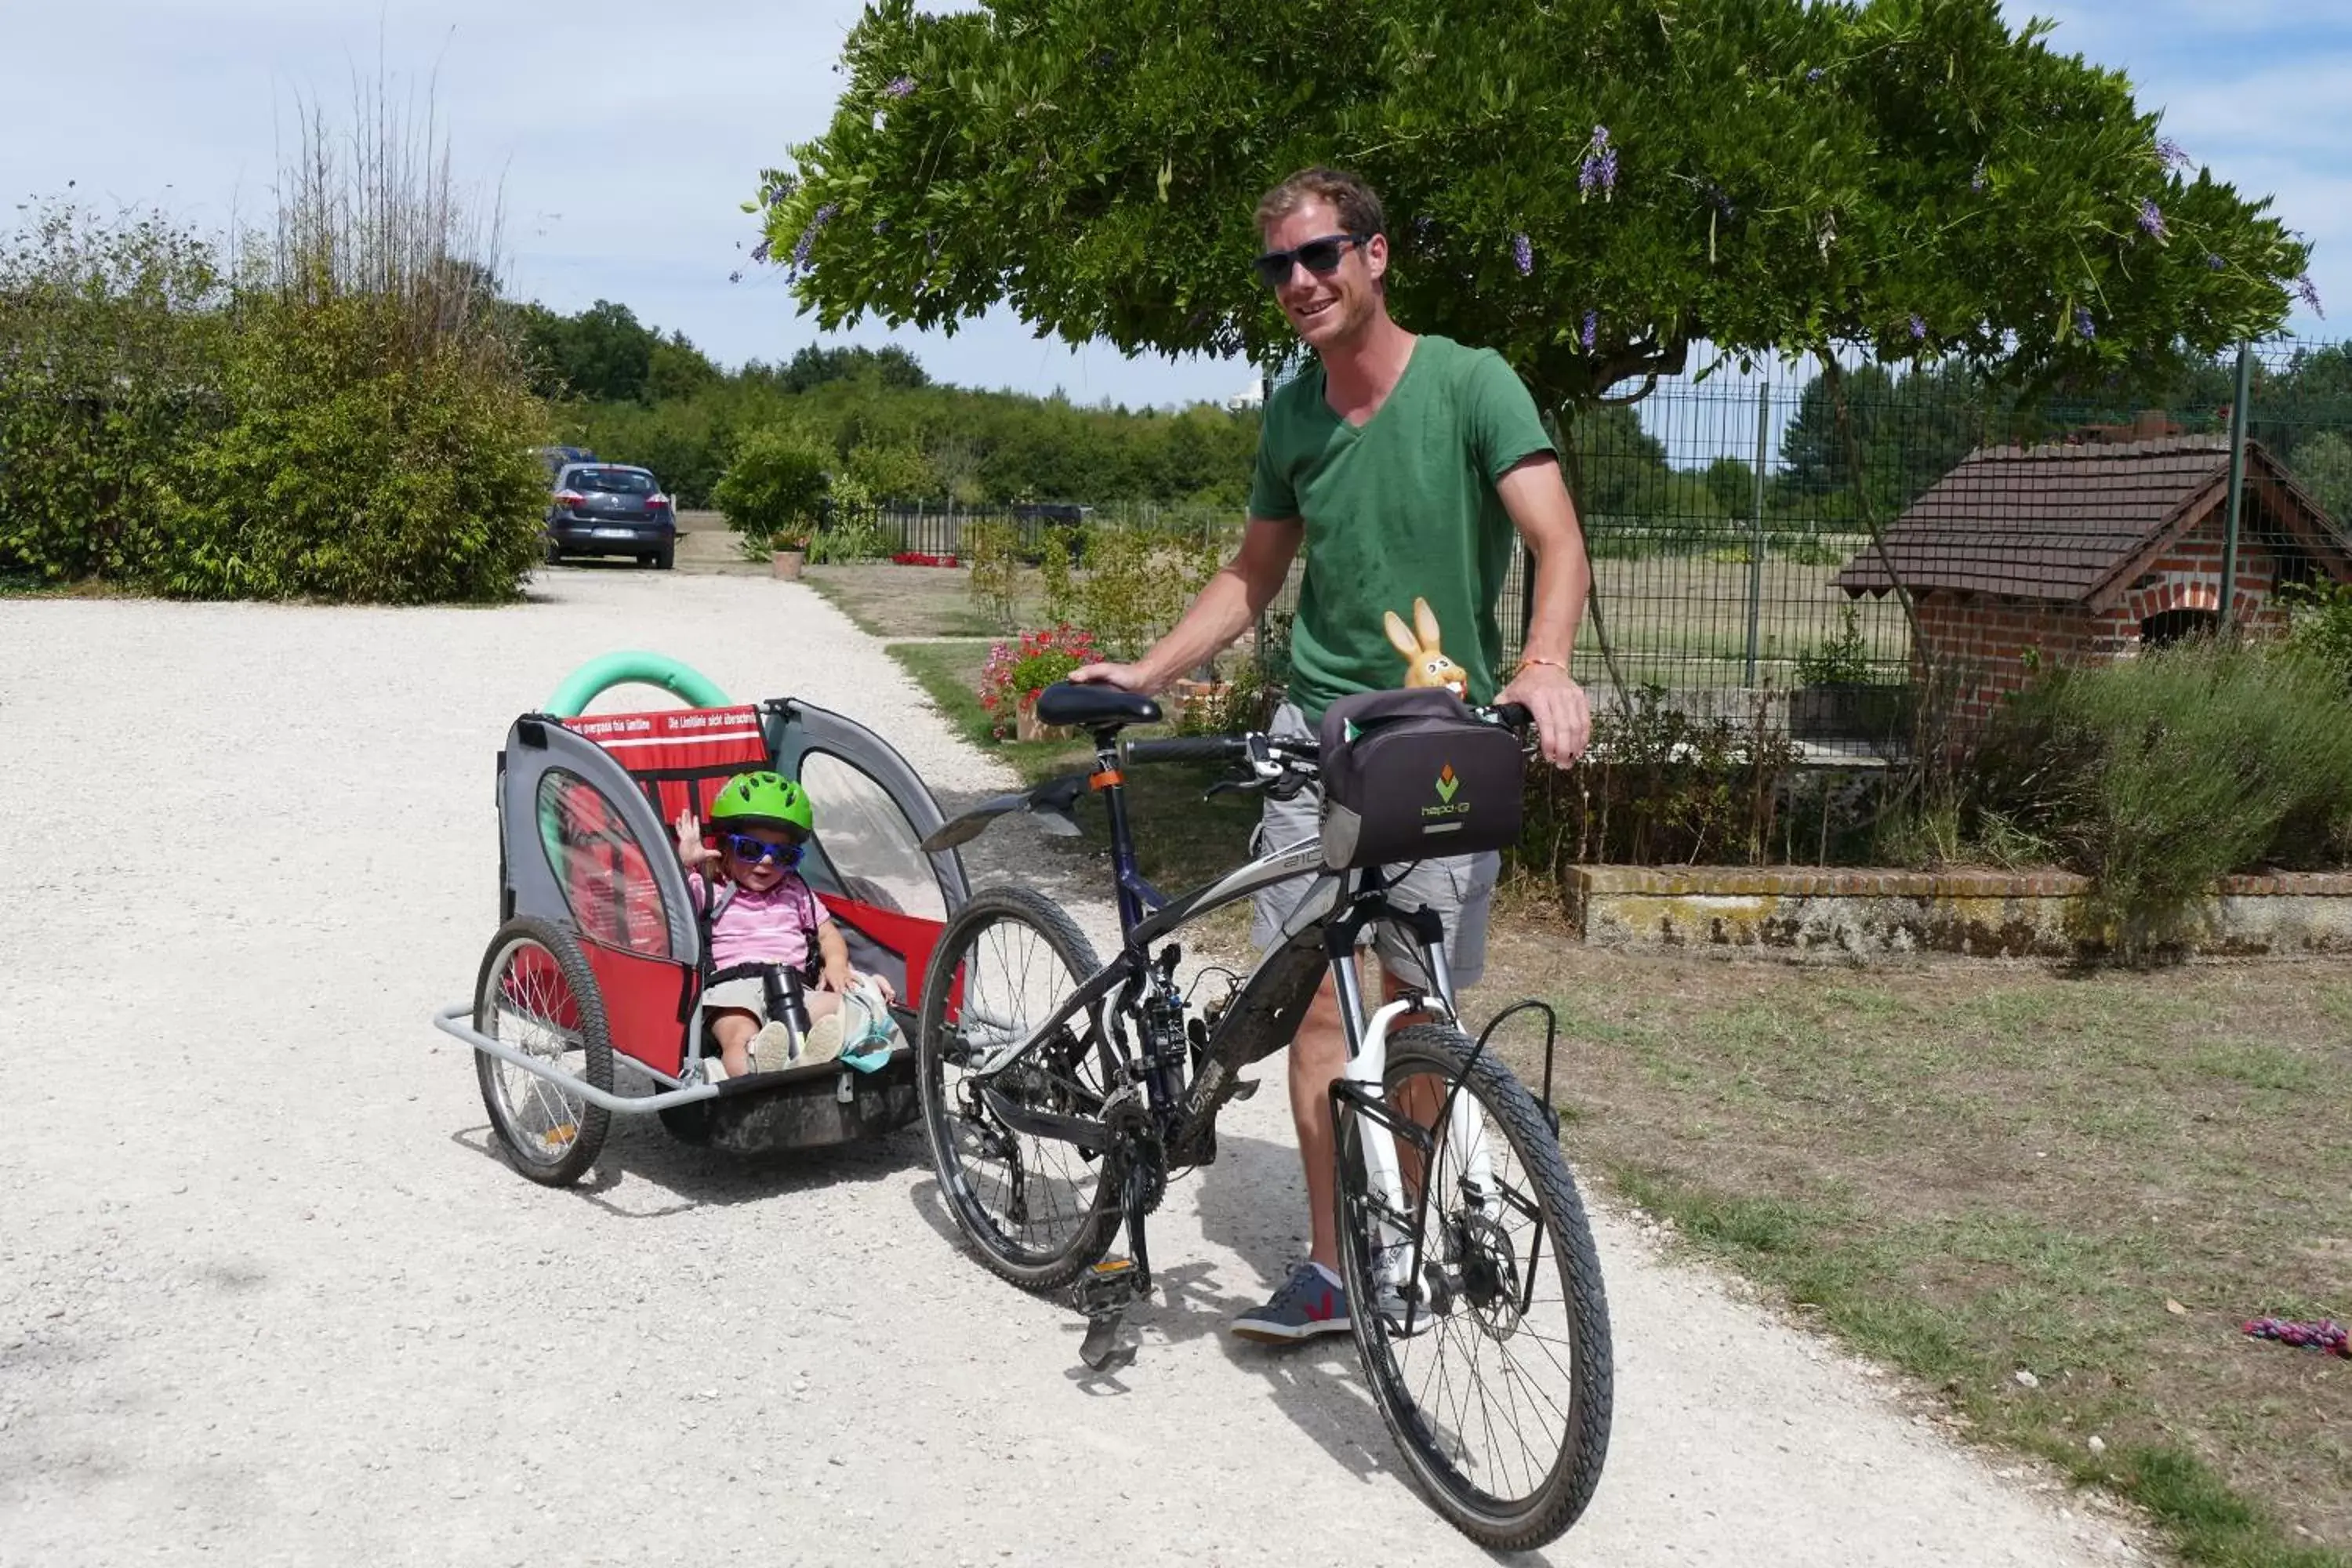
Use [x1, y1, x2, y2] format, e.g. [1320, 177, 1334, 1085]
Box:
[1385, 597, 1471, 697]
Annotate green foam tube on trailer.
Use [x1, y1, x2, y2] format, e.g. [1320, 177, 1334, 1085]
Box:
[543, 651, 733, 718]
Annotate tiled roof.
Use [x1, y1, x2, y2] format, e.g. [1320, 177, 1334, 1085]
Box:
[1832, 437, 2347, 604]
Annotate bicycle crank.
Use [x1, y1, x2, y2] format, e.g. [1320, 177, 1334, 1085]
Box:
[1076, 1138, 1163, 1373]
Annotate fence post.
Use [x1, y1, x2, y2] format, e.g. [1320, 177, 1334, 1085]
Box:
[2220, 341, 2252, 632]
[1744, 381, 1771, 685]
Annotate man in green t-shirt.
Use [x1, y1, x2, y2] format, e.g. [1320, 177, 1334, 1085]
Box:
[1073, 166, 1593, 1342]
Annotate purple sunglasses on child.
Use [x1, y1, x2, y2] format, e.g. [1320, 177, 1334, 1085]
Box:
[724, 833, 804, 867]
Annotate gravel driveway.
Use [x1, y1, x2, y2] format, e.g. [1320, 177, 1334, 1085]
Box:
[0, 572, 2139, 1566]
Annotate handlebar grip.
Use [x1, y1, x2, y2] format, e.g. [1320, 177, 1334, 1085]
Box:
[1489, 702, 1534, 731]
[1123, 736, 1246, 764]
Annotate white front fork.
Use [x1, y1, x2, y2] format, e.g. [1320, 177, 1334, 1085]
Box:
[1348, 998, 1497, 1294]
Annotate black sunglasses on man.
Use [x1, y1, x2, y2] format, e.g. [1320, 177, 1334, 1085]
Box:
[1251, 231, 1376, 289]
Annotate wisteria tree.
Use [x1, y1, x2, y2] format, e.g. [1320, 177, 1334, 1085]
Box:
[757, 0, 2314, 415]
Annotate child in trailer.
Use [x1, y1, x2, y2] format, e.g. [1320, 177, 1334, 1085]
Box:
[671, 771, 895, 1080]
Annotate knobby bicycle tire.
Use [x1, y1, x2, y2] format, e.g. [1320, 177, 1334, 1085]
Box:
[916, 885, 1122, 1291]
[1334, 1023, 1613, 1551]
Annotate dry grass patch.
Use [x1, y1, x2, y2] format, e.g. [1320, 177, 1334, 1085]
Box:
[808, 562, 1000, 639]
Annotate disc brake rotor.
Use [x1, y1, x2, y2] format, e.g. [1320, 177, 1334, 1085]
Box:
[1458, 1212, 1524, 1341]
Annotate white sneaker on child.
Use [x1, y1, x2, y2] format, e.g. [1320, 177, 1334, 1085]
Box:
[749, 1020, 797, 1073]
[799, 1011, 847, 1065]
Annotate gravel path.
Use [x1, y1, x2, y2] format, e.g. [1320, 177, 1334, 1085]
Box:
[0, 572, 2140, 1566]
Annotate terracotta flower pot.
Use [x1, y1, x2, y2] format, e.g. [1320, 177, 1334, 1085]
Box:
[1170, 678, 1233, 731]
[771, 549, 806, 581]
[1014, 694, 1075, 742]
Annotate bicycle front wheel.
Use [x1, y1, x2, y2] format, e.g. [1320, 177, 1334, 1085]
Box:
[1334, 1023, 1612, 1551]
[916, 885, 1120, 1291]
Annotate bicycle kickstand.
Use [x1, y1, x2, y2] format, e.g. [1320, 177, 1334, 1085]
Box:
[1078, 1162, 1155, 1373]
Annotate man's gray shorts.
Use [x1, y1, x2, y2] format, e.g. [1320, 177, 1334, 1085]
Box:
[1247, 703, 1499, 990]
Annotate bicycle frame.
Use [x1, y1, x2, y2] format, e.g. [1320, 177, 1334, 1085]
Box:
[956, 733, 1497, 1293]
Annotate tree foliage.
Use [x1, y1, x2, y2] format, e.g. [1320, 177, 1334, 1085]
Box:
[511, 297, 724, 403]
[763, 0, 2311, 412]
[558, 367, 1261, 510]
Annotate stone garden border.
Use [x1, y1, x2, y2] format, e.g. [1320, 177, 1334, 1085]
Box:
[1570, 866, 2352, 957]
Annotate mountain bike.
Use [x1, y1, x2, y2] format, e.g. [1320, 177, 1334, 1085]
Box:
[913, 681, 1612, 1550]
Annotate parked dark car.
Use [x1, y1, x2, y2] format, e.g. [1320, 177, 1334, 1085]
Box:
[545, 463, 675, 569]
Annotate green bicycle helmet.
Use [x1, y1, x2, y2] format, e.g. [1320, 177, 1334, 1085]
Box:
[710, 771, 815, 837]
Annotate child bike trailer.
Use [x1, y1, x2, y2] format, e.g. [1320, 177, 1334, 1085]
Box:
[432, 652, 971, 1181]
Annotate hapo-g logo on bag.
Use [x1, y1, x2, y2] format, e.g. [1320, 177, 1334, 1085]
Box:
[1424, 762, 1472, 821]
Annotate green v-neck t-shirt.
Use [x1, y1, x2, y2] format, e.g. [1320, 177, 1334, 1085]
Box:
[1247, 335, 1555, 724]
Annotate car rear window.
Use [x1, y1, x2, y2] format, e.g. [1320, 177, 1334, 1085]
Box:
[575, 468, 657, 495]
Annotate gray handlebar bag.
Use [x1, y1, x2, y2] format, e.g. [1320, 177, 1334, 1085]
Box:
[1316, 688, 1526, 871]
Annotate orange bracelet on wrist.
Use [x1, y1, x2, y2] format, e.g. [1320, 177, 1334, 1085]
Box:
[1514, 655, 1570, 677]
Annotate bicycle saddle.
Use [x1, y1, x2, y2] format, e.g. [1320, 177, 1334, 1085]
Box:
[1032, 681, 1162, 730]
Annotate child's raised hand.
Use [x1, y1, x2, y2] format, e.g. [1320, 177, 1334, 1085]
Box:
[673, 809, 718, 869]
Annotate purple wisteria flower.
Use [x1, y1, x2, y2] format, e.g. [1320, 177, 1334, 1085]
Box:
[884, 75, 917, 99]
[1970, 161, 1989, 194]
[873, 219, 892, 235]
[2074, 307, 2096, 341]
[1512, 233, 1534, 277]
[2296, 272, 2325, 318]
[1910, 314, 1928, 341]
[750, 238, 771, 264]
[2138, 198, 2168, 240]
[1705, 183, 1737, 218]
[2156, 136, 2190, 170]
[1414, 214, 1436, 238]
[1580, 310, 1598, 352]
[2206, 252, 2227, 271]
[1806, 67, 1825, 83]
[1579, 126, 1617, 200]
[790, 201, 840, 272]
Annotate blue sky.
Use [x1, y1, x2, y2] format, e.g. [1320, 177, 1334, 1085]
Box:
[5, 1, 2342, 408]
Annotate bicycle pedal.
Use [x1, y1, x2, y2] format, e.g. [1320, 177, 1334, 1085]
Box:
[1078, 1258, 1142, 1371]
[1080, 1256, 1139, 1312]
[1079, 1311, 1139, 1372]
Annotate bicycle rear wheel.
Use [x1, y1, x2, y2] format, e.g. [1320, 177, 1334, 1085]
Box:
[1335, 1023, 1612, 1551]
[916, 885, 1121, 1291]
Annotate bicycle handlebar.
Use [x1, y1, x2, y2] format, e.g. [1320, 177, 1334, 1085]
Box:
[1123, 735, 1249, 764]
[1123, 702, 1536, 771]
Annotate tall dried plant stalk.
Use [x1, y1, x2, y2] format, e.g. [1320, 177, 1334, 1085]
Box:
[265, 68, 511, 371]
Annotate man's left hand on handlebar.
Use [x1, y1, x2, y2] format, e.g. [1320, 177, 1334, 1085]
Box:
[1497, 661, 1592, 768]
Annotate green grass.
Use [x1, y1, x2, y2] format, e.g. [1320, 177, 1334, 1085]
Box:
[1481, 941, 2352, 1567]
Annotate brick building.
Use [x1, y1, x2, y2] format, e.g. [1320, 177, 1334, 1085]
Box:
[1832, 434, 2352, 729]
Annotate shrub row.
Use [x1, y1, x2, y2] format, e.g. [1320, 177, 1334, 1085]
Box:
[3, 195, 545, 603]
